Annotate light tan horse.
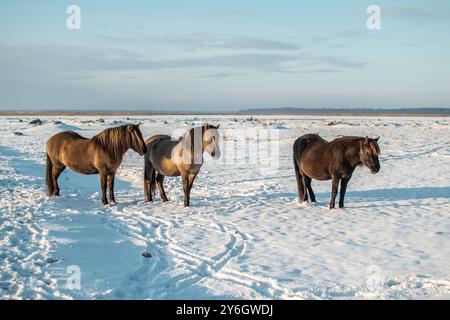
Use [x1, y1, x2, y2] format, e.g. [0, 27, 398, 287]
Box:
[144, 124, 220, 207]
[46, 124, 147, 205]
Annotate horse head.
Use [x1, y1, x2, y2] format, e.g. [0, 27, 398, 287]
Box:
[127, 122, 147, 156]
[360, 136, 380, 174]
[203, 123, 221, 160]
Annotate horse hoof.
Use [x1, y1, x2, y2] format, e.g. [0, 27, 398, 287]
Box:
[300, 201, 309, 208]
[310, 202, 316, 207]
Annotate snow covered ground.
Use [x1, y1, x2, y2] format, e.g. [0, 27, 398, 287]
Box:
[0, 115, 449, 300]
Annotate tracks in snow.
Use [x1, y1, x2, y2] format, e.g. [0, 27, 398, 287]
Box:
[104, 200, 295, 299]
[0, 147, 70, 299]
[0, 144, 293, 299]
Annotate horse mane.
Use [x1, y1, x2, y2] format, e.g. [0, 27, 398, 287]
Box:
[336, 136, 380, 154]
[371, 140, 381, 155]
[92, 125, 132, 160]
[180, 124, 218, 142]
[336, 136, 364, 141]
[177, 124, 219, 162]
[178, 126, 204, 151]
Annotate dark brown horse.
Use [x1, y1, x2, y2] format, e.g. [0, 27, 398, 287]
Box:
[144, 124, 220, 207]
[46, 124, 147, 205]
[293, 134, 380, 209]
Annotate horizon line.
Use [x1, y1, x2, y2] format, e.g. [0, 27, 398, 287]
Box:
[1, 107, 450, 117]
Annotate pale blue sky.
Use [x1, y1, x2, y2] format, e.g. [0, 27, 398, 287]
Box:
[0, 0, 449, 111]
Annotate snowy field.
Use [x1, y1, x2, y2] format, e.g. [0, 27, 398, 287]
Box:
[0, 115, 449, 300]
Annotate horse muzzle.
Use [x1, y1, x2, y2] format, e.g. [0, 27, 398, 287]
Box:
[139, 145, 148, 156]
[371, 166, 380, 174]
[210, 149, 221, 160]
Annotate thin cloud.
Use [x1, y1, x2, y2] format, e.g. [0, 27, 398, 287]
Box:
[309, 36, 329, 44]
[96, 33, 300, 51]
[314, 56, 366, 69]
[274, 68, 344, 74]
[199, 72, 246, 79]
[135, 53, 298, 70]
[1, 44, 366, 73]
[0, 44, 297, 72]
[305, 31, 371, 49]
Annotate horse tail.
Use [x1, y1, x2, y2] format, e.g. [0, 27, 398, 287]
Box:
[46, 153, 54, 196]
[293, 136, 309, 164]
[293, 136, 309, 202]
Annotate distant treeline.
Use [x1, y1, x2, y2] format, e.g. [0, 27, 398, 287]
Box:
[1, 107, 450, 116]
[237, 107, 450, 115]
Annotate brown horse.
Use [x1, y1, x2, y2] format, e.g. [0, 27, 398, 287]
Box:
[293, 134, 380, 209]
[144, 124, 220, 207]
[46, 124, 147, 205]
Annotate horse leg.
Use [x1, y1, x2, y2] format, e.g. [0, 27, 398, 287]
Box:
[144, 162, 155, 202]
[329, 177, 340, 209]
[144, 170, 155, 202]
[107, 174, 116, 204]
[46, 154, 54, 196]
[304, 176, 316, 204]
[187, 172, 198, 204]
[294, 159, 307, 203]
[339, 176, 351, 208]
[181, 172, 190, 207]
[99, 173, 108, 205]
[298, 169, 309, 203]
[156, 173, 168, 202]
[51, 165, 66, 196]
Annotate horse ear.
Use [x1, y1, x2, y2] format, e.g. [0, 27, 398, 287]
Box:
[127, 124, 134, 132]
[216, 124, 220, 129]
[365, 136, 369, 144]
[375, 136, 380, 142]
[137, 121, 141, 127]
